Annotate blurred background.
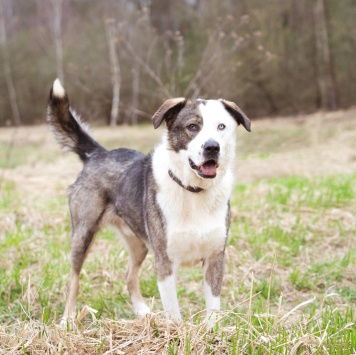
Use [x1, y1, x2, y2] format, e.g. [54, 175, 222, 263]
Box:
[0, 0, 355, 127]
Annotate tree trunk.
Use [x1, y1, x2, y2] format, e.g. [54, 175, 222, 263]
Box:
[105, 19, 121, 127]
[310, 4, 322, 110]
[130, 64, 139, 125]
[314, 0, 339, 110]
[0, 0, 21, 126]
[252, 79, 278, 115]
[51, 0, 64, 84]
[150, 0, 174, 34]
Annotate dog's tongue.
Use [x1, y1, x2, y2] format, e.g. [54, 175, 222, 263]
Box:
[200, 161, 217, 176]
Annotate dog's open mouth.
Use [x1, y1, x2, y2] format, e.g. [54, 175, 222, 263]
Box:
[189, 158, 219, 178]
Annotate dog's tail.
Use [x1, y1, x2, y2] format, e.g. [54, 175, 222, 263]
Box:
[47, 79, 105, 162]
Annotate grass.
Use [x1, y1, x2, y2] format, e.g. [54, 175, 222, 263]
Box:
[1, 109, 356, 353]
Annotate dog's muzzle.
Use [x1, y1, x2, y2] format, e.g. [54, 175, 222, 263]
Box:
[189, 158, 219, 179]
[189, 140, 220, 178]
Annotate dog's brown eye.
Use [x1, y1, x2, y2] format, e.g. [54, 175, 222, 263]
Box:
[218, 124, 226, 131]
[187, 124, 198, 132]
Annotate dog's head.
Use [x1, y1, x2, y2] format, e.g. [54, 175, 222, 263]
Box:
[152, 98, 250, 180]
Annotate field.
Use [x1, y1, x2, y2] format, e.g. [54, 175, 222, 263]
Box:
[1, 109, 356, 354]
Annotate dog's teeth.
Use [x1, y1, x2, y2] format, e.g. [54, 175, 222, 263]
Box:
[53, 78, 66, 98]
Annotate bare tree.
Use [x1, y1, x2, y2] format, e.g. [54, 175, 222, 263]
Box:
[0, 0, 21, 126]
[129, 63, 140, 125]
[314, 0, 339, 110]
[150, 0, 175, 34]
[50, 0, 64, 84]
[1, 0, 355, 126]
[122, 36, 171, 98]
[105, 19, 121, 126]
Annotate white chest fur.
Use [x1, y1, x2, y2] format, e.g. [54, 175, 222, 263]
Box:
[157, 189, 229, 264]
[152, 140, 233, 265]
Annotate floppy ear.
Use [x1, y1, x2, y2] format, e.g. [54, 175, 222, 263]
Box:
[219, 99, 251, 132]
[152, 98, 186, 129]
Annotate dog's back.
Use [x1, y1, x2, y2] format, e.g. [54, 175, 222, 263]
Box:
[48, 81, 155, 243]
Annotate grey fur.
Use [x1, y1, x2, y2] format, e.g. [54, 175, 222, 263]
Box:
[204, 252, 226, 296]
[48, 86, 169, 321]
[47, 88, 104, 161]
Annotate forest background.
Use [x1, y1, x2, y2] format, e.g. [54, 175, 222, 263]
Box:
[0, 0, 355, 127]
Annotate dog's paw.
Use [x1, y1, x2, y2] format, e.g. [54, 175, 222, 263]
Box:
[204, 312, 219, 330]
[164, 311, 182, 323]
[135, 303, 151, 318]
[59, 316, 75, 330]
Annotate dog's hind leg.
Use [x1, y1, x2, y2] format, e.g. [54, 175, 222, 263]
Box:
[60, 191, 104, 327]
[61, 226, 99, 327]
[120, 227, 149, 317]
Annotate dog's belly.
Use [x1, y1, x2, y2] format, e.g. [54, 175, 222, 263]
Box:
[166, 225, 226, 264]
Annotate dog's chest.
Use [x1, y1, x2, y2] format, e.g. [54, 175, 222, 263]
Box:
[156, 191, 228, 264]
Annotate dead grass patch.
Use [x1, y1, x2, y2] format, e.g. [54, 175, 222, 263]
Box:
[1, 109, 356, 353]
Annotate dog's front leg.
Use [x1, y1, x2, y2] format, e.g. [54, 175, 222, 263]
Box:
[203, 251, 225, 328]
[156, 260, 181, 321]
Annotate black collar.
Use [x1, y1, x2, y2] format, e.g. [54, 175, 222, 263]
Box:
[168, 170, 204, 193]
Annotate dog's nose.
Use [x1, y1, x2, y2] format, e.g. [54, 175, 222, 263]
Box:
[203, 139, 220, 155]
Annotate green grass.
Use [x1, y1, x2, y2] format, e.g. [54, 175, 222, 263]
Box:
[0, 141, 59, 169]
[265, 174, 356, 209]
[1, 120, 356, 353]
[1, 171, 355, 352]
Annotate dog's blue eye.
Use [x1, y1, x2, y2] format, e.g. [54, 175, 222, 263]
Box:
[218, 124, 226, 131]
[188, 124, 198, 132]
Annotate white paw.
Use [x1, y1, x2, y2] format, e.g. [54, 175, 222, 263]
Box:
[135, 302, 151, 318]
[165, 311, 182, 322]
[59, 316, 75, 330]
[205, 312, 218, 330]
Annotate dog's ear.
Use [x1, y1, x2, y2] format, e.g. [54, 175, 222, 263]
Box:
[152, 98, 186, 129]
[219, 99, 251, 132]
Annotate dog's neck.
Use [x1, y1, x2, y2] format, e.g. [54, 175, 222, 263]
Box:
[168, 169, 204, 193]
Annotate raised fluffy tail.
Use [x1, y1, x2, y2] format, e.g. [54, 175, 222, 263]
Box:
[47, 79, 104, 162]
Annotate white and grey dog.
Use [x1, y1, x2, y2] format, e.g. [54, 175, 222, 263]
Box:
[47, 79, 251, 327]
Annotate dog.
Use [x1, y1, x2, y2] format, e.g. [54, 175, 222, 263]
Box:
[47, 79, 250, 328]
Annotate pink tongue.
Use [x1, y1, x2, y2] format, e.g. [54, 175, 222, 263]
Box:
[200, 162, 217, 176]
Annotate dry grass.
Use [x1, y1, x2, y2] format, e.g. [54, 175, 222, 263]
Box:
[1, 109, 356, 354]
[0, 295, 354, 353]
[1, 310, 256, 354]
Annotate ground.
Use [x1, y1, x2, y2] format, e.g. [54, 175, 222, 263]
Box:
[0, 108, 355, 353]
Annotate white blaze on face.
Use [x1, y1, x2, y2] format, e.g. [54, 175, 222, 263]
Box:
[187, 100, 238, 173]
